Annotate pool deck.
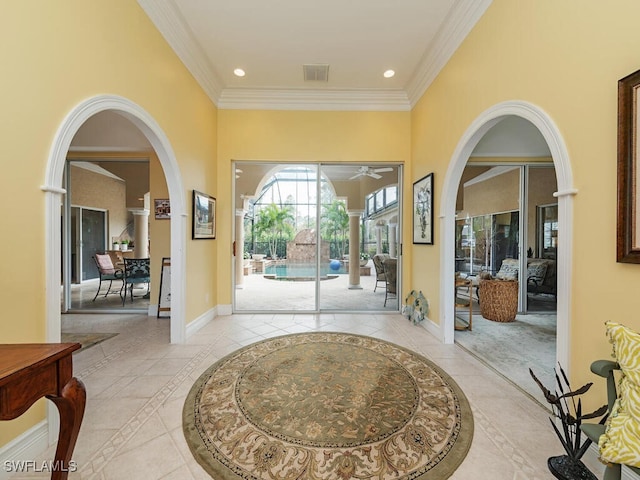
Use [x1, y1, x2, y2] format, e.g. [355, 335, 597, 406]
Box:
[235, 261, 398, 312]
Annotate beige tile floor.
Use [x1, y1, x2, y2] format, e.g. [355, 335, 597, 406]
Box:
[9, 311, 601, 480]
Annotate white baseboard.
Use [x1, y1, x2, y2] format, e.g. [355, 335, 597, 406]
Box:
[0, 421, 49, 480]
[419, 316, 443, 342]
[186, 307, 216, 338]
[185, 304, 232, 338]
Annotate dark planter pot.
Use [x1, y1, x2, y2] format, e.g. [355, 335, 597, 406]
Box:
[548, 455, 597, 480]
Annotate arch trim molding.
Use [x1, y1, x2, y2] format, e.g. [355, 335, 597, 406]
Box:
[439, 100, 574, 374]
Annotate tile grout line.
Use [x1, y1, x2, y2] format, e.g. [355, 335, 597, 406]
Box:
[77, 339, 222, 479]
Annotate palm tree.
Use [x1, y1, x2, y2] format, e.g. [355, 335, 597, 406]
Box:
[321, 200, 349, 259]
[254, 203, 295, 259]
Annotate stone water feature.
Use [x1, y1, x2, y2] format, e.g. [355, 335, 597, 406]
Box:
[286, 229, 330, 264]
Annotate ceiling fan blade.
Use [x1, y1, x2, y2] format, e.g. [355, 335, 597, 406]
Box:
[368, 173, 382, 179]
[349, 173, 363, 180]
[373, 167, 393, 173]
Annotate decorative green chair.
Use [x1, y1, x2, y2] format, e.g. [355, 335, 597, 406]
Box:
[581, 360, 640, 480]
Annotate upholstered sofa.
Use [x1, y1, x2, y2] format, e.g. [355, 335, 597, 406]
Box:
[495, 257, 556, 297]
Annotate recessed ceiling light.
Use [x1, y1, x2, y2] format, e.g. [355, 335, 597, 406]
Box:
[234, 68, 245, 77]
[383, 69, 395, 78]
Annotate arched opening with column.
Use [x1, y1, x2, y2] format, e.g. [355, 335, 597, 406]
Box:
[44, 95, 187, 346]
[439, 100, 575, 382]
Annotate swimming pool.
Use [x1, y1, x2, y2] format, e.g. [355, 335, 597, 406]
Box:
[264, 262, 346, 280]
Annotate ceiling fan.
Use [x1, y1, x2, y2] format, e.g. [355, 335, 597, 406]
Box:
[349, 166, 393, 180]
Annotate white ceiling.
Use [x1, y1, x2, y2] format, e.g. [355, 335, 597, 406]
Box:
[137, 0, 492, 111]
[71, 1, 550, 159]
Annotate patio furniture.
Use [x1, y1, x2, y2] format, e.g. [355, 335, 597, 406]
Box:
[373, 254, 390, 292]
[92, 254, 124, 301]
[455, 276, 473, 331]
[121, 258, 151, 305]
[383, 257, 397, 307]
[478, 279, 518, 322]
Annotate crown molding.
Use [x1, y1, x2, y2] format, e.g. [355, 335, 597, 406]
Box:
[137, 0, 223, 105]
[217, 88, 411, 111]
[138, 0, 490, 111]
[405, 0, 493, 107]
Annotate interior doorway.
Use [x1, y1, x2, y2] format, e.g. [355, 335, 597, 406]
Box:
[441, 103, 574, 404]
[45, 95, 187, 346]
[63, 157, 152, 312]
[233, 162, 402, 312]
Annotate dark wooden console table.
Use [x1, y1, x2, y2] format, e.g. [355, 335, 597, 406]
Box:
[0, 343, 86, 480]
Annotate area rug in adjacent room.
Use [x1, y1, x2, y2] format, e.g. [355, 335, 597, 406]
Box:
[183, 332, 473, 479]
[61, 332, 118, 352]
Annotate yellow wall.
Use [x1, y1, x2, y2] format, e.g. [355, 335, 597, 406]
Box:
[0, 0, 217, 446]
[216, 110, 411, 304]
[410, 0, 640, 393]
[6, 0, 639, 450]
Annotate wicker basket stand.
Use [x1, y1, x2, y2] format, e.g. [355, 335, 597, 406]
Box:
[479, 279, 518, 322]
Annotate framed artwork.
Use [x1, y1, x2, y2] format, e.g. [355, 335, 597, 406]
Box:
[192, 190, 216, 239]
[154, 199, 171, 219]
[413, 173, 434, 245]
[617, 68, 640, 263]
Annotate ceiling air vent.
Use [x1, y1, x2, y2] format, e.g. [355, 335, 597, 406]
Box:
[303, 64, 329, 82]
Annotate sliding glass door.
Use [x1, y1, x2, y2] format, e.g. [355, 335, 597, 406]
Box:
[455, 164, 557, 314]
[234, 162, 401, 312]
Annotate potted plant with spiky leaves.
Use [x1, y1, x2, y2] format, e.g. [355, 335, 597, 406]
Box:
[530, 365, 607, 480]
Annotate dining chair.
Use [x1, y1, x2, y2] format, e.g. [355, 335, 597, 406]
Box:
[121, 258, 150, 305]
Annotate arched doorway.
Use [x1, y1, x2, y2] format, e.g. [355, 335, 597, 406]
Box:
[44, 95, 187, 345]
[440, 101, 575, 375]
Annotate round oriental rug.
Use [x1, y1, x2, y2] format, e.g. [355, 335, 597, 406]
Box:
[183, 332, 473, 479]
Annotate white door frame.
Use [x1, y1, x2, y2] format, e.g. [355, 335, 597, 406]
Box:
[439, 100, 576, 373]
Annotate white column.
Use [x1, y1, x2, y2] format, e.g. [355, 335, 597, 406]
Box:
[235, 209, 245, 289]
[389, 221, 397, 258]
[129, 209, 150, 258]
[375, 223, 384, 254]
[348, 210, 364, 290]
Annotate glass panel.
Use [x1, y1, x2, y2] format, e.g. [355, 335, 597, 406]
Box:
[235, 163, 401, 312]
[385, 186, 397, 205]
[81, 209, 106, 281]
[236, 164, 317, 311]
[526, 166, 558, 313]
[318, 164, 400, 311]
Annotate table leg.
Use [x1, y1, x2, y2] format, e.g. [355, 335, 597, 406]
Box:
[47, 377, 86, 480]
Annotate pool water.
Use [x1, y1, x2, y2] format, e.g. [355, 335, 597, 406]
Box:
[264, 263, 347, 278]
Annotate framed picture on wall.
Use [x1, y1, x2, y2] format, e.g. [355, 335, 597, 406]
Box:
[413, 173, 434, 244]
[192, 190, 216, 239]
[617, 68, 640, 263]
[154, 199, 171, 219]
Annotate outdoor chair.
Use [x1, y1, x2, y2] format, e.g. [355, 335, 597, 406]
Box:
[92, 253, 124, 301]
[121, 257, 151, 305]
[383, 257, 397, 307]
[373, 254, 390, 292]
